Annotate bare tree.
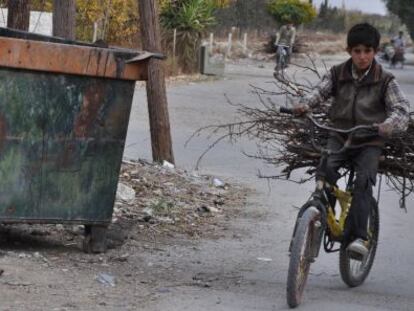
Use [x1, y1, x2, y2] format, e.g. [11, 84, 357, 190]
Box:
[7, 0, 30, 31]
[138, 0, 175, 164]
[52, 0, 76, 40]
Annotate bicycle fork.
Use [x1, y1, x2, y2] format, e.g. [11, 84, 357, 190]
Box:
[289, 200, 326, 261]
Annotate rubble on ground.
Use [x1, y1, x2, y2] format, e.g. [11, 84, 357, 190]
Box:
[113, 159, 248, 238]
[0, 159, 249, 252]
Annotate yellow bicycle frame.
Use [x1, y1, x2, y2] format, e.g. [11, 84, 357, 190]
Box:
[326, 186, 352, 239]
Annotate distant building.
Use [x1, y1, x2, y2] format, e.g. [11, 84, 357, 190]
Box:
[0, 9, 52, 35]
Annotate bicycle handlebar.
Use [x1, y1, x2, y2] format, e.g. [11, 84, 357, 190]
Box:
[279, 107, 378, 134]
[279, 106, 379, 155]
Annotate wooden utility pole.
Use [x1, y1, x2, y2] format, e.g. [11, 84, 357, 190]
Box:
[138, 0, 174, 164]
[52, 0, 76, 40]
[7, 0, 30, 31]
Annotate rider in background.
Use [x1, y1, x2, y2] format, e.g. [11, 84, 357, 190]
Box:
[392, 30, 405, 51]
[292, 23, 409, 259]
[275, 22, 296, 65]
[391, 30, 405, 67]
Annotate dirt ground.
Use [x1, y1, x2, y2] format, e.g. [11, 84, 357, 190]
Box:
[0, 159, 249, 311]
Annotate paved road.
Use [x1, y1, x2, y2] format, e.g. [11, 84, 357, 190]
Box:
[125, 56, 414, 311]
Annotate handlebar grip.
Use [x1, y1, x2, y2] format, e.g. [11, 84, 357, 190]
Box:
[279, 107, 293, 115]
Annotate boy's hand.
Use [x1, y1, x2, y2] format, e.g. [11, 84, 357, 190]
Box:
[292, 104, 310, 116]
[376, 122, 393, 138]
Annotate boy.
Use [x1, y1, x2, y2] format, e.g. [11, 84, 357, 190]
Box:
[293, 23, 409, 258]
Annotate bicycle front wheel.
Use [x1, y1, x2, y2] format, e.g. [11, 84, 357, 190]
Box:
[287, 206, 321, 308]
[339, 200, 379, 287]
[275, 48, 286, 71]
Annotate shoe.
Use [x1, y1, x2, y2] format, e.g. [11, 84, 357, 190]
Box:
[347, 238, 369, 261]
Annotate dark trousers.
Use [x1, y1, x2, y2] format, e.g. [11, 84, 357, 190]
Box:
[317, 136, 382, 242]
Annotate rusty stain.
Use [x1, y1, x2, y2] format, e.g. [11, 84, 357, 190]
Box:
[85, 52, 92, 74]
[95, 49, 102, 76]
[115, 57, 125, 79]
[57, 140, 77, 168]
[103, 51, 110, 76]
[74, 82, 105, 138]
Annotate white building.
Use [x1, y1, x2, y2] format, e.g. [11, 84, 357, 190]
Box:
[0, 9, 52, 35]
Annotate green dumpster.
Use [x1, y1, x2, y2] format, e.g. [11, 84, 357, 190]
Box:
[0, 28, 152, 252]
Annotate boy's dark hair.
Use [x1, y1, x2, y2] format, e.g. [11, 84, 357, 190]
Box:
[347, 23, 380, 50]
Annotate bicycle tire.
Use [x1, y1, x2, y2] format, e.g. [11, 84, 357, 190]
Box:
[339, 200, 379, 287]
[287, 206, 321, 308]
[275, 47, 286, 71]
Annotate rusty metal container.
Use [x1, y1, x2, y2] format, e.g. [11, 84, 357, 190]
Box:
[0, 28, 152, 252]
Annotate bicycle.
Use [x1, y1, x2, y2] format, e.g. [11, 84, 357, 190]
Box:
[275, 44, 289, 71]
[390, 47, 405, 69]
[279, 107, 380, 308]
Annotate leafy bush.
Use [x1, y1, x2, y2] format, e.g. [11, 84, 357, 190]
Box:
[267, 0, 316, 25]
[160, 0, 217, 74]
[30, 0, 139, 47]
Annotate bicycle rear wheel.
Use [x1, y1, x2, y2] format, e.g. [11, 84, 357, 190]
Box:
[287, 206, 321, 308]
[339, 200, 379, 287]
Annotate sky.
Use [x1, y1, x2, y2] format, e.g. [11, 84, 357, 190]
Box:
[312, 0, 387, 16]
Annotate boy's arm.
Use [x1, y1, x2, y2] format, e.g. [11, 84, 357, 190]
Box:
[290, 28, 296, 47]
[299, 70, 334, 108]
[275, 31, 280, 45]
[275, 26, 283, 45]
[381, 79, 410, 134]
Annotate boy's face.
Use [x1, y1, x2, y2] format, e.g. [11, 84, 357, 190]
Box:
[347, 44, 377, 71]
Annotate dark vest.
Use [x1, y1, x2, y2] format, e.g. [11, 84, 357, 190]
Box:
[329, 59, 394, 130]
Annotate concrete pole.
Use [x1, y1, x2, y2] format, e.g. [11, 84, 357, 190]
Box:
[227, 33, 232, 57]
[209, 33, 214, 54]
[243, 33, 247, 54]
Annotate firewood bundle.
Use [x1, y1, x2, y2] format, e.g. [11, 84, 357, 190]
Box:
[214, 98, 414, 199]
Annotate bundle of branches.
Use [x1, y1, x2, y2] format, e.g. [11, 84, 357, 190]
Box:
[190, 58, 414, 200]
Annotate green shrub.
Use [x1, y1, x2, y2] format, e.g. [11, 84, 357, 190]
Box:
[160, 0, 216, 74]
[267, 0, 316, 25]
